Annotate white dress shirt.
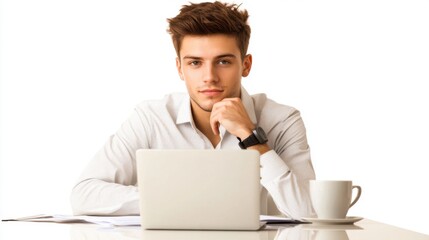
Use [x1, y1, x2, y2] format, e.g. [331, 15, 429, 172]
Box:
[70, 88, 315, 219]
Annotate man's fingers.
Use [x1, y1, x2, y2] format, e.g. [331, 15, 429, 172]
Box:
[210, 110, 220, 135]
[211, 121, 220, 135]
[210, 97, 253, 137]
[210, 98, 234, 135]
[210, 105, 220, 135]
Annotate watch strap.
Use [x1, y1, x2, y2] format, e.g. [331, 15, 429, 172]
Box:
[238, 127, 268, 149]
[238, 133, 260, 149]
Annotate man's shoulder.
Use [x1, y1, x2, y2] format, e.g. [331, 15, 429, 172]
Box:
[250, 93, 297, 114]
[250, 92, 302, 129]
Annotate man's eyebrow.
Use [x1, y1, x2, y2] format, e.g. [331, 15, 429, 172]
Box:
[215, 54, 236, 59]
[182, 54, 237, 60]
[183, 55, 202, 60]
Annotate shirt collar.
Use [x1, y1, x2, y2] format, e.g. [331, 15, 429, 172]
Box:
[176, 94, 192, 125]
[176, 86, 257, 126]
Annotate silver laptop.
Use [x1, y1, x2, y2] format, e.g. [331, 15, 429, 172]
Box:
[136, 149, 263, 230]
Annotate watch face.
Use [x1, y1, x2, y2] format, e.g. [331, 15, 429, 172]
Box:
[255, 127, 268, 143]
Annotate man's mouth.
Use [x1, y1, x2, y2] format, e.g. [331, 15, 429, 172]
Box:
[199, 89, 224, 97]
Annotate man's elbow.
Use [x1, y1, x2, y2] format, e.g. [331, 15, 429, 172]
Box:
[70, 181, 92, 215]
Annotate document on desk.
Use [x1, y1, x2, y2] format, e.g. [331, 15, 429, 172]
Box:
[2, 214, 141, 227]
[2, 214, 300, 227]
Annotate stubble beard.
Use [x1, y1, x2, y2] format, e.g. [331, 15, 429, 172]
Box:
[190, 96, 216, 113]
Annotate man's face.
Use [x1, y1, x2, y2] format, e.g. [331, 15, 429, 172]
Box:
[176, 34, 252, 112]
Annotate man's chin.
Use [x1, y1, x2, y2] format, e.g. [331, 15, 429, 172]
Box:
[190, 98, 219, 112]
[197, 103, 215, 112]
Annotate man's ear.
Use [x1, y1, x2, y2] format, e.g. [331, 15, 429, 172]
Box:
[242, 54, 252, 77]
[176, 57, 184, 80]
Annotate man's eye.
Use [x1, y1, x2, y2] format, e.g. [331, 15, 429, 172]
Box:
[189, 61, 201, 66]
[218, 60, 230, 65]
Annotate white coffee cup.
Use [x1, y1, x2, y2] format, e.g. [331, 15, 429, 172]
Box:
[309, 180, 362, 219]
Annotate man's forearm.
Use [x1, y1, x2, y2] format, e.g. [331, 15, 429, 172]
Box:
[70, 179, 140, 215]
[259, 150, 315, 219]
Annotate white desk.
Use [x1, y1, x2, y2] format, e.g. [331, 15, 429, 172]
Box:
[1, 219, 428, 240]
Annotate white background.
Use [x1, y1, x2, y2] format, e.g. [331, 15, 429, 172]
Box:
[1, 0, 428, 235]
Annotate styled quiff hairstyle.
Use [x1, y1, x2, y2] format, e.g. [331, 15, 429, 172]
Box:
[167, 1, 251, 60]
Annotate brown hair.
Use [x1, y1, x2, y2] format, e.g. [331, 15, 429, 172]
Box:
[167, 1, 251, 60]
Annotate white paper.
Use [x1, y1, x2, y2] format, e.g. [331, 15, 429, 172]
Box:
[54, 215, 141, 226]
[3, 214, 299, 227]
[2, 214, 141, 227]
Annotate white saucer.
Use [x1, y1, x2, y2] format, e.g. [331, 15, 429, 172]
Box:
[302, 216, 363, 225]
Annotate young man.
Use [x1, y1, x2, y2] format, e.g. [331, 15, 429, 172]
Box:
[71, 1, 315, 219]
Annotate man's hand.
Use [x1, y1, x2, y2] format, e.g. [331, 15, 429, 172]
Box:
[209, 98, 255, 139]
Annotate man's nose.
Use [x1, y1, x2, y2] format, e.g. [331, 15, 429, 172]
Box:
[202, 64, 219, 83]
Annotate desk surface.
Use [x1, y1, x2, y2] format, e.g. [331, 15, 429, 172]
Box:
[1, 219, 428, 240]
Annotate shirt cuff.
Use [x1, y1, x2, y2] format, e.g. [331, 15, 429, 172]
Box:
[260, 150, 290, 185]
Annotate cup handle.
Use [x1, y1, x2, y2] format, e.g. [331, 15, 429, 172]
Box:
[349, 185, 362, 208]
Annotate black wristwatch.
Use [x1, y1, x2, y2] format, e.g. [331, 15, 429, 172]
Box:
[238, 127, 268, 149]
